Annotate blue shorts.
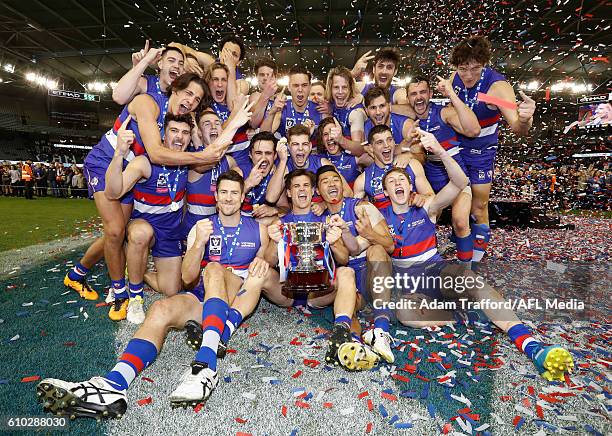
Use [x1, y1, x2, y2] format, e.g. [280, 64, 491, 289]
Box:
[424, 155, 469, 193]
[349, 260, 367, 297]
[149, 223, 183, 258]
[393, 259, 448, 299]
[83, 147, 133, 204]
[181, 267, 248, 302]
[459, 147, 497, 185]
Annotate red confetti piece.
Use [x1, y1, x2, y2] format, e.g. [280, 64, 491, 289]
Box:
[512, 415, 522, 427]
[296, 392, 308, 399]
[248, 332, 259, 338]
[281, 405, 287, 417]
[323, 402, 333, 408]
[536, 404, 544, 419]
[415, 375, 430, 382]
[236, 433, 252, 436]
[289, 337, 302, 346]
[142, 377, 154, 383]
[522, 398, 532, 408]
[365, 422, 373, 433]
[381, 392, 397, 402]
[226, 349, 237, 354]
[95, 302, 109, 307]
[193, 402, 204, 413]
[500, 396, 512, 401]
[358, 391, 369, 399]
[235, 417, 248, 424]
[538, 394, 563, 403]
[391, 374, 410, 383]
[457, 407, 471, 414]
[21, 375, 40, 383]
[403, 364, 417, 373]
[527, 386, 535, 396]
[63, 342, 76, 347]
[366, 399, 373, 411]
[303, 359, 320, 368]
[292, 370, 302, 379]
[442, 423, 453, 434]
[478, 92, 518, 110]
[137, 396, 152, 406]
[295, 401, 310, 409]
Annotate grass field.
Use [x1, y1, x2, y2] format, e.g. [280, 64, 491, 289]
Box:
[0, 197, 99, 252]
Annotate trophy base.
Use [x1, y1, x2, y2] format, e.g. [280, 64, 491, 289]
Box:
[281, 269, 332, 300]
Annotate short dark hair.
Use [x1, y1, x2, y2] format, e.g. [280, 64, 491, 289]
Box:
[315, 164, 341, 186]
[164, 112, 194, 130]
[407, 76, 430, 90]
[249, 131, 278, 151]
[450, 36, 492, 67]
[254, 58, 278, 76]
[373, 47, 401, 71]
[364, 86, 390, 107]
[216, 169, 244, 193]
[289, 65, 312, 82]
[382, 167, 412, 190]
[284, 169, 316, 192]
[287, 124, 311, 141]
[196, 108, 219, 125]
[161, 46, 185, 60]
[315, 117, 336, 154]
[169, 73, 211, 113]
[368, 124, 392, 145]
[219, 35, 246, 61]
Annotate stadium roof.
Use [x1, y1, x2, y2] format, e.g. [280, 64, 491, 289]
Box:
[0, 0, 610, 94]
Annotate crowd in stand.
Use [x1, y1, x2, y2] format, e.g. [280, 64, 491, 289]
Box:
[491, 159, 611, 211]
[0, 161, 87, 198]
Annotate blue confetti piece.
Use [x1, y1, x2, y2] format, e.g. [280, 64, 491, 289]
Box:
[304, 392, 313, 401]
[400, 391, 417, 398]
[16, 311, 30, 317]
[61, 312, 74, 318]
[420, 383, 430, 399]
[290, 429, 298, 436]
[270, 379, 282, 385]
[287, 359, 295, 364]
[236, 289, 247, 296]
[0, 379, 8, 385]
[388, 415, 399, 426]
[338, 378, 349, 384]
[394, 422, 413, 429]
[427, 403, 436, 418]
[584, 425, 603, 436]
[224, 376, 231, 383]
[382, 388, 394, 394]
[292, 387, 305, 393]
[378, 404, 388, 418]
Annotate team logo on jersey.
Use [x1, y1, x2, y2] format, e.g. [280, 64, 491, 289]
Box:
[156, 173, 169, 193]
[478, 170, 485, 180]
[209, 235, 222, 257]
[89, 177, 98, 187]
[286, 118, 296, 130]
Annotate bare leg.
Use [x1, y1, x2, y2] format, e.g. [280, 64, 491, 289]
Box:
[93, 192, 129, 281]
[152, 257, 183, 296]
[125, 219, 154, 285]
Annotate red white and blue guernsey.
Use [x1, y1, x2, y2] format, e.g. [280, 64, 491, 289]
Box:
[325, 151, 360, 186]
[332, 103, 365, 139]
[211, 100, 251, 170]
[361, 83, 399, 103]
[323, 197, 367, 294]
[188, 213, 261, 302]
[287, 154, 325, 174]
[452, 67, 506, 185]
[83, 92, 169, 200]
[418, 103, 468, 193]
[144, 74, 163, 96]
[182, 156, 231, 239]
[380, 204, 445, 296]
[364, 163, 416, 209]
[132, 160, 188, 258]
[241, 160, 274, 216]
[364, 112, 409, 145]
[278, 99, 323, 139]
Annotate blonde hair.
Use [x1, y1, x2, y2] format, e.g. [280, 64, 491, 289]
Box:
[325, 66, 357, 102]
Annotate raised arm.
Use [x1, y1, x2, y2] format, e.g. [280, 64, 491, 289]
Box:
[250, 82, 279, 128]
[436, 75, 480, 137]
[265, 139, 289, 203]
[113, 43, 162, 105]
[489, 81, 535, 136]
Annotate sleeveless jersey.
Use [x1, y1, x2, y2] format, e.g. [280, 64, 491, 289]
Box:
[132, 160, 188, 235]
[363, 163, 416, 208]
[325, 151, 360, 185]
[380, 205, 442, 267]
[241, 160, 274, 215]
[210, 101, 250, 163]
[364, 112, 408, 145]
[97, 92, 169, 161]
[452, 67, 506, 152]
[185, 156, 231, 219]
[287, 154, 325, 174]
[418, 103, 460, 160]
[278, 99, 323, 138]
[144, 74, 163, 95]
[323, 197, 365, 269]
[332, 103, 365, 138]
[361, 83, 398, 103]
[202, 214, 261, 274]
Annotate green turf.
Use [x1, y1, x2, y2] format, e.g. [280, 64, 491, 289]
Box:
[0, 197, 99, 252]
[0, 250, 113, 435]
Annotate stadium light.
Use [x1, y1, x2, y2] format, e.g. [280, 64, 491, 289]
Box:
[277, 75, 289, 87]
[25, 71, 58, 89]
[87, 81, 107, 92]
[3, 63, 15, 73]
[109, 81, 118, 89]
[527, 80, 539, 90]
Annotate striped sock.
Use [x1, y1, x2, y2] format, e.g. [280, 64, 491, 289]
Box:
[471, 223, 491, 263]
[508, 324, 542, 360]
[194, 297, 229, 371]
[67, 262, 89, 281]
[455, 235, 473, 264]
[221, 308, 243, 343]
[351, 333, 363, 343]
[112, 278, 128, 299]
[334, 314, 351, 328]
[374, 314, 390, 332]
[129, 281, 144, 298]
[104, 338, 157, 390]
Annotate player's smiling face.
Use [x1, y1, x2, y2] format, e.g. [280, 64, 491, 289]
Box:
[288, 134, 312, 168]
[373, 59, 397, 88]
[383, 170, 411, 205]
[208, 68, 228, 103]
[321, 122, 341, 155]
[367, 95, 390, 125]
[407, 81, 432, 117]
[164, 120, 191, 151]
[171, 82, 204, 115]
[199, 113, 222, 145]
[371, 130, 395, 165]
[457, 61, 484, 88]
[249, 140, 276, 176]
[215, 179, 244, 216]
[158, 50, 185, 88]
[287, 175, 314, 210]
[317, 171, 343, 204]
[331, 75, 350, 107]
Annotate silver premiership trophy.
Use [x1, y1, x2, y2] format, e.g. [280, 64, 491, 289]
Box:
[280, 222, 332, 299]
